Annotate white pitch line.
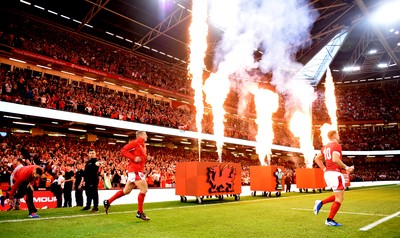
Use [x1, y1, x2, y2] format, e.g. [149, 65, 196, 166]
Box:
[0, 197, 282, 223]
[291, 208, 389, 217]
[359, 211, 400, 231]
[1, 185, 398, 224]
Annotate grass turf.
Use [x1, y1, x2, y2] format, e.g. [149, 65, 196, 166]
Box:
[0, 185, 399, 238]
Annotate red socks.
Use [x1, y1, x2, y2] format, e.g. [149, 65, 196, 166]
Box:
[108, 190, 146, 213]
[328, 201, 341, 220]
[138, 193, 146, 213]
[322, 195, 335, 205]
[109, 190, 125, 204]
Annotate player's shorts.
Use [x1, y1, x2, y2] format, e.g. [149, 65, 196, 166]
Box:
[127, 172, 146, 182]
[324, 171, 345, 192]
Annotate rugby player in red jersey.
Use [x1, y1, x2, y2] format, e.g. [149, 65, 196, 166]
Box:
[8, 165, 44, 218]
[103, 131, 150, 220]
[313, 130, 354, 226]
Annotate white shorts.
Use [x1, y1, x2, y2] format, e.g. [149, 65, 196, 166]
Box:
[127, 172, 146, 182]
[324, 171, 345, 192]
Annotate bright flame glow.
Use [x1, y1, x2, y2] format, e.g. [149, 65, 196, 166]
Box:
[320, 68, 338, 145]
[206, 0, 317, 163]
[253, 88, 279, 165]
[188, 0, 208, 161]
[208, 1, 238, 30]
[287, 81, 315, 168]
[289, 110, 315, 168]
[203, 73, 231, 162]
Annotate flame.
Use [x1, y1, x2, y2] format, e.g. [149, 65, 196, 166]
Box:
[289, 110, 315, 168]
[203, 73, 231, 162]
[253, 87, 279, 166]
[320, 67, 338, 145]
[286, 81, 315, 168]
[188, 0, 208, 161]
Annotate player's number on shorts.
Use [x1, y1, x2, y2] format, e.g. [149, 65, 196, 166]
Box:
[323, 147, 331, 160]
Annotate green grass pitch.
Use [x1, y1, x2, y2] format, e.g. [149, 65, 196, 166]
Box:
[1, 185, 399, 238]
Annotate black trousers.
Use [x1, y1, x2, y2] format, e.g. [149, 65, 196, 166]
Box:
[50, 183, 62, 207]
[63, 187, 72, 207]
[14, 182, 37, 215]
[75, 188, 83, 206]
[286, 183, 291, 192]
[85, 183, 98, 209]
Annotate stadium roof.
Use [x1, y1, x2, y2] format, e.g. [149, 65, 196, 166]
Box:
[4, 0, 400, 86]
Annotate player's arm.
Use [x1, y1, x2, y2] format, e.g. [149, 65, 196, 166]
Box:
[8, 183, 18, 198]
[314, 152, 325, 171]
[8, 177, 23, 198]
[332, 152, 354, 173]
[121, 141, 141, 162]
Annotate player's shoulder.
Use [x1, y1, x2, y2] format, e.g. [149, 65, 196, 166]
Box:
[329, 141, 342, 151]
[327, 141, 339, 147]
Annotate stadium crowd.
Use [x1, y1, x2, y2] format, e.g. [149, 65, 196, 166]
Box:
[0, 134, 399, 193]
[0, 134, 260, 190]
[1, 14, 400, 143]
[0, 13, 192, 96]
[1, 14, 400, 126]
[1, 67, 400, 151]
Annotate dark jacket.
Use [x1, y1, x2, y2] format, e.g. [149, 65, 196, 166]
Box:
[84, 158, 99, 185]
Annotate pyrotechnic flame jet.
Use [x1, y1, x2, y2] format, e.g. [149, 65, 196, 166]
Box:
[252, 87, 279, 166]
[290, 110, 315, 168]
[288, 81, 315, 168]
[320, 68, 338, 145]
[188, 0, 209, 161]
[204, 73, 231, 162]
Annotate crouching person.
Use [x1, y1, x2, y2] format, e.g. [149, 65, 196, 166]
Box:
[7, 165, 44, 218]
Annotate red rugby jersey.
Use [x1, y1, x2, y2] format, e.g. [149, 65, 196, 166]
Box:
[321, 141, 342, 172]
[121, 137, 147, 172]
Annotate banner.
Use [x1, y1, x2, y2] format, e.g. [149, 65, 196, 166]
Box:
[0, 191, 56, 211]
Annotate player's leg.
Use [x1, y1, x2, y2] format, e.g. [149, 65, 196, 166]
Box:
[134, 174, 150, 221]
[314, 194, 336, 215]
[325, 173, 345, 226]
[104, 178, 135, 214]
[109, 178, 135, 202]
[25, 186, 39, 218]
[314, 171, 337, 215]
[135, 179, 148, 213]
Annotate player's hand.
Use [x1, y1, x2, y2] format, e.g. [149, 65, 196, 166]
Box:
[134, 156, 141, 162]
[346, 166, 354, 173]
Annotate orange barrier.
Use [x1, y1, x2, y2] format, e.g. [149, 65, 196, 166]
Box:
[250, 166, 285, 197]
[175, 162, 241, 203]
[296, 168, 326, 193]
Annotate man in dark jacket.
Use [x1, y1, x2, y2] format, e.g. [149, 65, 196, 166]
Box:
[82, 149, 101, 212]
[74, 162, 84, 207]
